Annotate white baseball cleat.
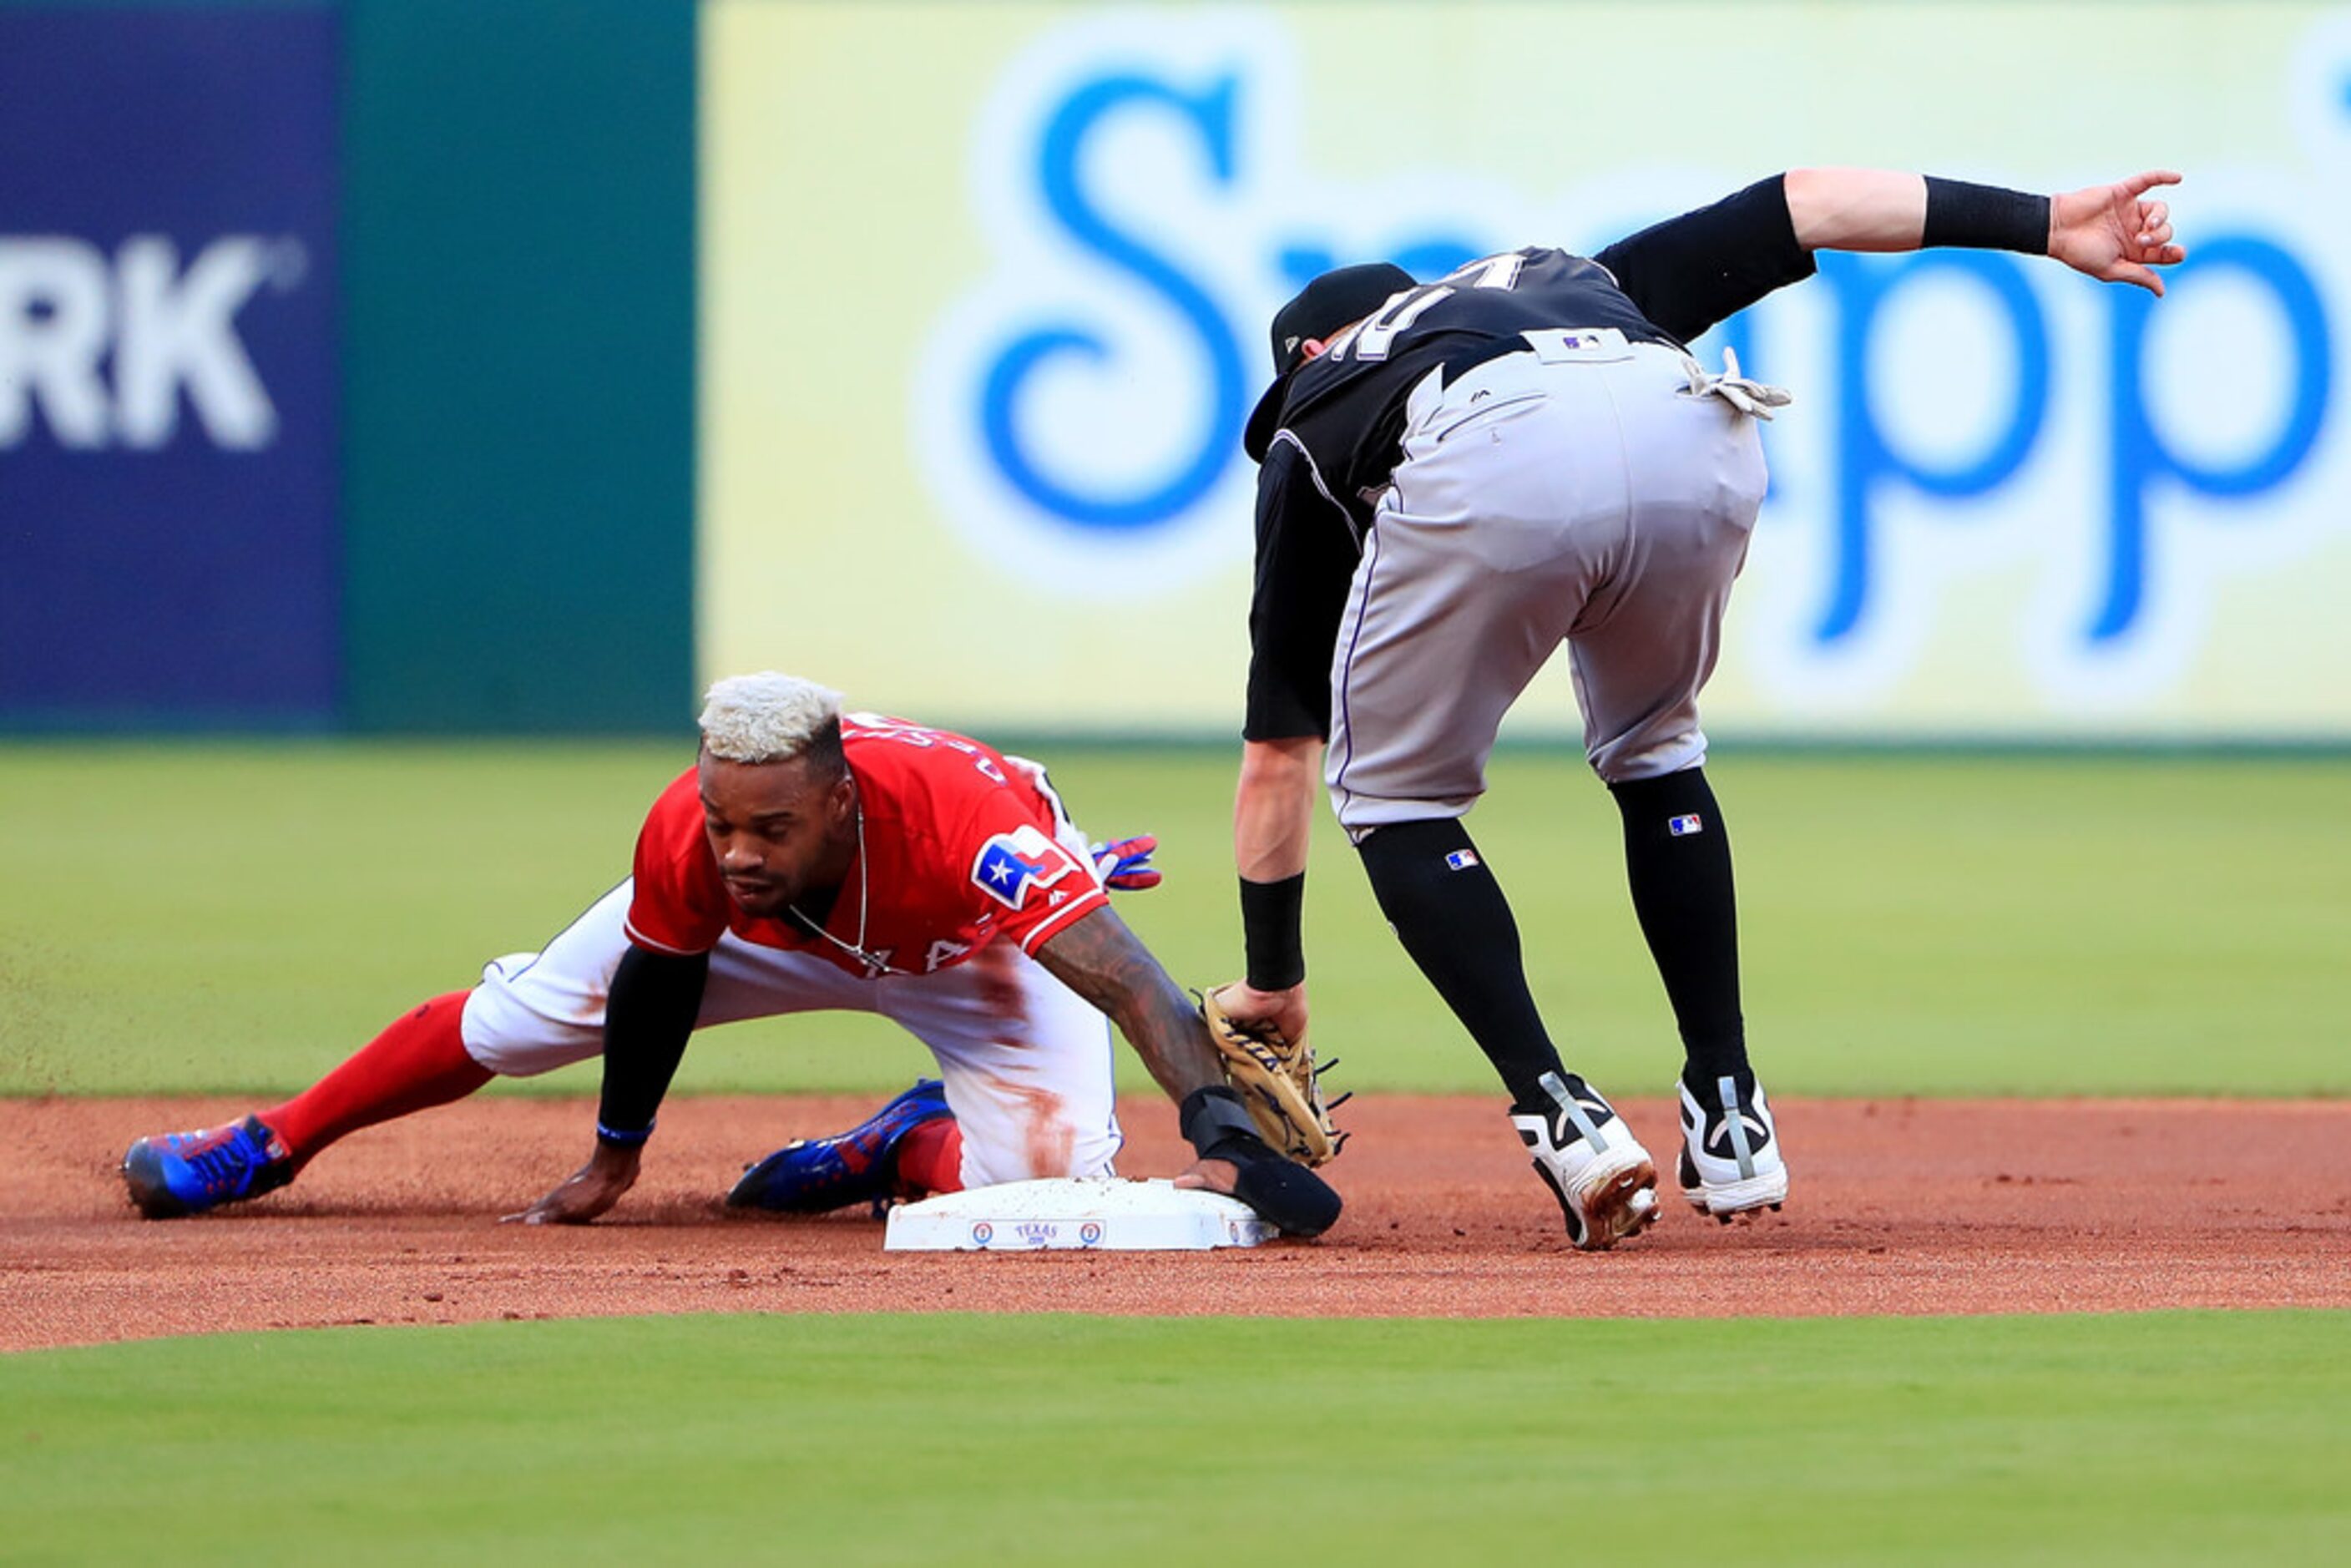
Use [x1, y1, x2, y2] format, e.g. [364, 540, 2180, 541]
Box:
[1677, 1075, 1789, 1220]
[1511, 1071, 1660, 1252]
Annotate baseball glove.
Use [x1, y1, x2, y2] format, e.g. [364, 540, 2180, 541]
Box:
[1198, 984, 1347, 1166]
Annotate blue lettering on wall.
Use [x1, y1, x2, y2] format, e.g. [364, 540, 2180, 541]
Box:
[979, 73, 1246, 530]
[1818, 250, 2050, 645]
[1274, 242, 1336, 291]
[963, 64, 2338, 657]
[2104, 235, 2330, 642]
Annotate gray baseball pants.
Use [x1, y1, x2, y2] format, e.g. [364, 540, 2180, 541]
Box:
[1325, 330, 1770, 837]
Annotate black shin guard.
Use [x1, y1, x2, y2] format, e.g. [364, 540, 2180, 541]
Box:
[1609, 767, 1750, 1096]
[1355, 817, 1566, 1107]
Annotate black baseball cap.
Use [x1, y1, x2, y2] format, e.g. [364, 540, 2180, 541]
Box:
[1242, 261, 1416, 463]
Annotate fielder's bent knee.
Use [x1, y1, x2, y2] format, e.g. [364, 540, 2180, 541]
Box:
[1330, 787, 1474, 847]
[1589, 729, 1709, 787]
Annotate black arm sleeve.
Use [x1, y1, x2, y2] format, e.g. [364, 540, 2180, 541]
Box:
[1242, 442, 1360, 741]
[1593, 175, 1818, 345]
[595, 943, 710, 1142]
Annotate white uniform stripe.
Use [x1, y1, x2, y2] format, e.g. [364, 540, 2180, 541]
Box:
[1717, 1073, 1756, 1181]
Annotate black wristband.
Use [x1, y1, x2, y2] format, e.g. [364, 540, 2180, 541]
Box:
[1179, 1085, 1266, 1161]
[1922, 177, 2050, 255]
[1179, 1087, 1342, 1237]
[1239, 873, 1306, 991]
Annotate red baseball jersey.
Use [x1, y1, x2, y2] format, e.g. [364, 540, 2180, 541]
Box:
[621, 715, 1108, 978]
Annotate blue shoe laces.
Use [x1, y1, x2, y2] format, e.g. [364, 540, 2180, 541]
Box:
[174, 1127, 265, 1197]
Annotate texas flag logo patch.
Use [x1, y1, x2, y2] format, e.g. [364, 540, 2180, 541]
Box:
[972, 824, 1079, 910]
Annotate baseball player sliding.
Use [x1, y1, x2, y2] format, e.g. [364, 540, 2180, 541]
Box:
[1211, 169, 2184, 1248]
[122, 674, 1340, 1237]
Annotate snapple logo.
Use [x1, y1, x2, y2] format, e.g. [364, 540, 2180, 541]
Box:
[921, 10, 2349, 699]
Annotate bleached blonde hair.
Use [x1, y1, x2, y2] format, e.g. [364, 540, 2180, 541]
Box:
[697, 672, 845, 766]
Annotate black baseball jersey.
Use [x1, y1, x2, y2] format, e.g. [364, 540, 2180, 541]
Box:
[1243, 175, 1816, 742]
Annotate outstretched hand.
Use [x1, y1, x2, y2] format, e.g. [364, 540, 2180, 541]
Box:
[2050, 170, 2186, 295]
[502, 1142, 641, 1225]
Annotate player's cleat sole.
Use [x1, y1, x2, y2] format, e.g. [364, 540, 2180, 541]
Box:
[1540, 1148, 1663, 1251]
[726, 1078, 953, 1215]
[1678, 1155, 1790, 1218]
[121, 1115, 294, 1219]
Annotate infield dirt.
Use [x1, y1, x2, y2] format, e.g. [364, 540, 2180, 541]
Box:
[5, 1095, 2348, 1351]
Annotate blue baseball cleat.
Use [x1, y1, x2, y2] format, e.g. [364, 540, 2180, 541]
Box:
[122, 1115, 295, 1219]
[726, 1079, 953, 1215]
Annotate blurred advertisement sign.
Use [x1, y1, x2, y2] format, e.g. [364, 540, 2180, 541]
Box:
[0, 7, 340, 723]
[702, 3, 2350, 739]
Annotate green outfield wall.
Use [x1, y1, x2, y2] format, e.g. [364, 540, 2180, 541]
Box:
[341, 0, 697, 733]
[343, 0, 695, 733]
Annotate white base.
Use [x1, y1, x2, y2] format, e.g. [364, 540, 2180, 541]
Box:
[882, 1177, 1273, 1252]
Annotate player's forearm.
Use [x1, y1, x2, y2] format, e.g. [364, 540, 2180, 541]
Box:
[1234, 736, 1322, 881]
[1234, 736, 1320, 991]
[1034, 908, 1224, 1101]
[594, 945, 710, 1142]
[1787, 168, 2053, 257]
[1784, 168, 1928, 252]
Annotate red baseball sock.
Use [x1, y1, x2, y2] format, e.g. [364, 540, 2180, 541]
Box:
[892, 1117, 963, 1197]
[259, 990, 494, 1165]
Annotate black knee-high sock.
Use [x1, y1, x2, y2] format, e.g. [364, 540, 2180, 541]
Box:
[1609, 767, 1749, 1096]
[1355, 817, 1570, 1109]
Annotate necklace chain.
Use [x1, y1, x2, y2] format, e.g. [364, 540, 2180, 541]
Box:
[786, 802, 903, 976]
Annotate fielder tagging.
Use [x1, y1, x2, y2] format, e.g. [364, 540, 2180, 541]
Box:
[1214, 168, 2184, 1249]
[121, 674, 1341, 1238]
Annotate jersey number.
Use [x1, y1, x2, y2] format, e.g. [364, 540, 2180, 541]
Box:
[1335, 252, 1528, 362]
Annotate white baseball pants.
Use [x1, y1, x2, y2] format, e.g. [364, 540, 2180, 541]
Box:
[458, 881, 1124, 1190]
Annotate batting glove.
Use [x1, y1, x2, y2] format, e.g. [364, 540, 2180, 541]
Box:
[1090, 834, 1161, 892]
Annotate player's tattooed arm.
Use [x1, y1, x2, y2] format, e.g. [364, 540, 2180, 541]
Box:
[1041, 904, 1345, 1237]
[1034, 906, 1226, 1103]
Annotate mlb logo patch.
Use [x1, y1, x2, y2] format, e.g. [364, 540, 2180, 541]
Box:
[971, 824, 1078, 910]
[1444, 849, 1480, 870]
[1667, 814, 1705, 837]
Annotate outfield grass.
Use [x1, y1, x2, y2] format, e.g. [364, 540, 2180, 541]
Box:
[1, 1311, 2343, 1563]
[1, 743, 2344, 1098]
